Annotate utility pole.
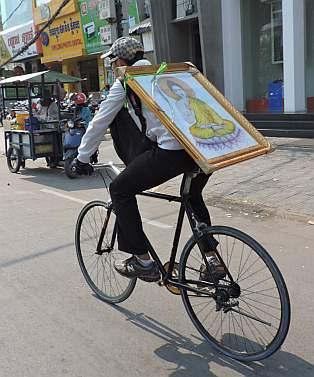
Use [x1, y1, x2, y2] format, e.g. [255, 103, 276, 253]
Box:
[115, 0, 129, 38]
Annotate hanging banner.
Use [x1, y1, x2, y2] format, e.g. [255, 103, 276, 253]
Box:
[78, 0, 116, 55]
[40, 13, 85, 63]
[0, 21, 38, 62]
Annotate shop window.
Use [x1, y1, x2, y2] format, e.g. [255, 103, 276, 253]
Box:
[271, 2, 283, 64]
[242, 0, 283, 113]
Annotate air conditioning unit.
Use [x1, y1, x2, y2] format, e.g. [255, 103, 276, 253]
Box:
[176, 0, 196, 19]
[100, 25, 117, 46]
[98, 0, 116, 21]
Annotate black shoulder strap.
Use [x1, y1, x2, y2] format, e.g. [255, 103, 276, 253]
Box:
[119, 79, 147, 135]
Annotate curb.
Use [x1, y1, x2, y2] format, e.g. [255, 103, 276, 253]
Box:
[202, 192, 314, 225]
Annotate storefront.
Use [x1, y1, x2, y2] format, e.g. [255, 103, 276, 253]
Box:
[242, 0, 284, 113]
[222, 0, 311, 115]
[33, 0, 85, 92]
[77, 0, 115, 91]
[77, 0, 141, 90]
[0, 0, 41, 74]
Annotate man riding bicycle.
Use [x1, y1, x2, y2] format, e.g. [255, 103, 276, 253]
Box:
[73, 37, 225, 283]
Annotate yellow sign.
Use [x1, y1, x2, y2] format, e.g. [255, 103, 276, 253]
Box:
[40, 13, 85, 63]
[33, 0, 78, 26]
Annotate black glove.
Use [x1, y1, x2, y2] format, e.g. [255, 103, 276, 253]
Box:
[71, 158, 94, 176]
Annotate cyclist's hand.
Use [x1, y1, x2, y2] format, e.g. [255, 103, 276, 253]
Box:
[71, 158, 94, 176]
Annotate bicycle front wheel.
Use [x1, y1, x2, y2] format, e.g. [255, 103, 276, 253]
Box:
[179, 226, 290, 362]
[75, 200, 136, 303]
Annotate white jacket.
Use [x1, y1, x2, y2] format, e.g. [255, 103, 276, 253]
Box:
[77, 59, 182, 163]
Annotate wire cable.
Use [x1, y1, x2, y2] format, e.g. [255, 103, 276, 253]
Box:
[0, 0, 71, 70]
[1, 0, 25, 27]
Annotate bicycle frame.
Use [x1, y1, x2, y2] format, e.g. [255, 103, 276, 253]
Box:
[139, 172, 233, 295]
[96, 169, 233, 296]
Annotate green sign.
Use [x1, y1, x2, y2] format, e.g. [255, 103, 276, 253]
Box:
[79, 0, 140, 55]
[128, 0, 139, 28]
[79, 0, 110, 55]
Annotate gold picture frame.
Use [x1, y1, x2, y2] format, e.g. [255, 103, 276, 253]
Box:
[119, 63, 271, 174]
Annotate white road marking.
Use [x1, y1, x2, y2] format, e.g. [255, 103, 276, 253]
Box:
[141, 218, 172, 229]
[40, 189, 88, 205]
[40, 188, 173, 229]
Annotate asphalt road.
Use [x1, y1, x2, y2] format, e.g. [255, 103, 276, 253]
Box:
[0, 148, 313, 377]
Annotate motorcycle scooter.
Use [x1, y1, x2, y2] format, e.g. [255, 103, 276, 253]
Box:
[63, 118, 98, 178]
[64, 118, 86, 178]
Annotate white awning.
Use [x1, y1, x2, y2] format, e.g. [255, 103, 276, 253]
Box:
[0, 71, 49, 84]
[129, 19, 151, 35]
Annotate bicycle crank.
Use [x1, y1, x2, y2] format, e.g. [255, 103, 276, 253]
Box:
[163, 261, 181, 295]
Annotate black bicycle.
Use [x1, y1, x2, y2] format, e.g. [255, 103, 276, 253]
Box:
[75, 164, 290, 362]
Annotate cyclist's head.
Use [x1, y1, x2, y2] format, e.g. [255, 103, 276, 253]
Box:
[103, 37, 144, 67]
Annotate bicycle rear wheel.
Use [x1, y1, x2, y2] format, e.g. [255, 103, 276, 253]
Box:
[179, 226, 290, 362]
[75, 200, 136, 303]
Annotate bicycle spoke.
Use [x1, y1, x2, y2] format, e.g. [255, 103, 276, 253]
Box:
[76, 202, 136, 303]
[180, 226, 289, 361]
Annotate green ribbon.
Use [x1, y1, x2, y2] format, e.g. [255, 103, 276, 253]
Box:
[124, 73, 133, 108]
[152, 62, 168, 82]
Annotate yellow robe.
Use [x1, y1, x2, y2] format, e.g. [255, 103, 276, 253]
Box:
[188, 97, 235, 139]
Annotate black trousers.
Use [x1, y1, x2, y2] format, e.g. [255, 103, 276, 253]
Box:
[109, 145, 213, 255]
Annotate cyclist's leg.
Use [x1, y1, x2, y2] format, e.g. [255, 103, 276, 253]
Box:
[184, 171, 225, 280]
[187, 172, 212, 225]
[109, 146, 195, 256]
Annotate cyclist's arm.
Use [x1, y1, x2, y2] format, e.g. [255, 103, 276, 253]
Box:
[77, 80, 125, 163]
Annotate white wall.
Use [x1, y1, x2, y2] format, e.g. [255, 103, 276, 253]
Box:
[282, 0, 306, 112]
[221, 0, 244, 111]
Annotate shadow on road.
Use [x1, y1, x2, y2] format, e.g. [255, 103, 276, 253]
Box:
[14, 165, 111, 192]
[105, 304, 313, 377]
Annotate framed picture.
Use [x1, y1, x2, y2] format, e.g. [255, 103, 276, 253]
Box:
[119, 63, 271, 174]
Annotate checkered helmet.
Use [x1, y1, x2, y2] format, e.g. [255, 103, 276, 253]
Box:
[104, 37, 144, 63]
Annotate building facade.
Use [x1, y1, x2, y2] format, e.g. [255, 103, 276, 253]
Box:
[150, 0, 312, 116]
[33, 0, 142, 92]
[0, 0, 40, 74]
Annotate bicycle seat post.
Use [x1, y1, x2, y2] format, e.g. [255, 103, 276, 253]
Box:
[181, 171, 198, 198]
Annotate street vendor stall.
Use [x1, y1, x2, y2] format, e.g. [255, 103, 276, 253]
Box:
[0, 70, 82, 173]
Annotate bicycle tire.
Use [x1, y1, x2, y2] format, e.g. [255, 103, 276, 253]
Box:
[179, 225, 290, 362]
[75, 200, 136, 304]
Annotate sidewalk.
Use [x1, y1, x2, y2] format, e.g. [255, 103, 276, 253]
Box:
[1, 126, 314, 222]
[158, 137, 314, 223]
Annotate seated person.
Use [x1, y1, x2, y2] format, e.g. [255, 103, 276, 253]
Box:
[36, 89, 59, 122]
[73, 92, 93, 128]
